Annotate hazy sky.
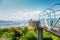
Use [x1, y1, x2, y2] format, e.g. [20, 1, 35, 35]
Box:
[0, 0, 60, 20]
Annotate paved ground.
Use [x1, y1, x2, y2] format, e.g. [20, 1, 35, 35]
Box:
[0, 37, 10, 40]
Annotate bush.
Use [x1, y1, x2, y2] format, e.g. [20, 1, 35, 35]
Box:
[43, 37, 53, 40]
[0, 27, 60, 40]
[20, 27, 37, 40]
[3, 32, 15, 40]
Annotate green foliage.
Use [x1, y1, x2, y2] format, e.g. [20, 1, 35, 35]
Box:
[21, 27, 28, 34]
[0, 27, 60, 40]
[3, 32, 15, 40]
[0, 28, 8, 37]
[43, 37, 53, 40]
[26, 31, 37, 40]
[2, 28, 20, 40]
[43, 30, 60, 40]
[20, 28, 37, 40]
[43, 30, 51, 38]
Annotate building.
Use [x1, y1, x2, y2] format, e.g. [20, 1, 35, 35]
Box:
[28, 19, 39, 28]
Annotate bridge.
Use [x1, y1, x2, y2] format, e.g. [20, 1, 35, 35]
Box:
[28, 3, 60, 40]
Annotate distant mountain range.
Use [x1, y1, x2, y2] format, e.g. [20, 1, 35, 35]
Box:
[0, 20, 28, 26]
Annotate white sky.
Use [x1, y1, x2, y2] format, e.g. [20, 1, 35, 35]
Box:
[0, 10, 60, 21]
[0, 10, 41, 20]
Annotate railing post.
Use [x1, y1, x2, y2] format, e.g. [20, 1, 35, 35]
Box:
[37, 28, 43, 40]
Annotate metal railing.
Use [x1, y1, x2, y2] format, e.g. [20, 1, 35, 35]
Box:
[39, 3, 60, 30]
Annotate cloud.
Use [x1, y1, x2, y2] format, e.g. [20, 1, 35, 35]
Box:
[14, 10, 41, 20]
[0, 10, 41, 20]
[0, 10, 60, 21]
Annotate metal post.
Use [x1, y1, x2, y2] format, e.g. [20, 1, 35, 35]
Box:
[37, 28, 43, 40]
[48, 11, 51, 30]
